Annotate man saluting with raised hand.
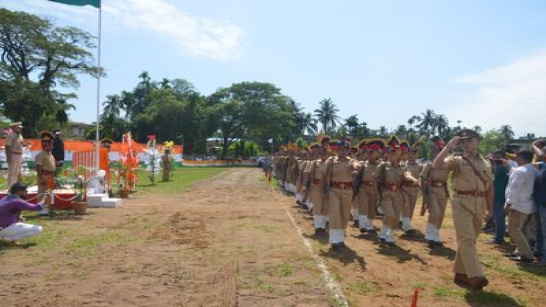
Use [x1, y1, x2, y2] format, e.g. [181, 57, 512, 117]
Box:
[432, 129, 493, 291]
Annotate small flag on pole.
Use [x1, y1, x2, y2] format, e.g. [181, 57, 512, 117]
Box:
[48, 0, 100, 8]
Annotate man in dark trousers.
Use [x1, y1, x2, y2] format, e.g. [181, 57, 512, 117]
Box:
[52, 130, 65, 169]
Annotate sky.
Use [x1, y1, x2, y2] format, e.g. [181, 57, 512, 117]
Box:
[2, 0, 546, 138]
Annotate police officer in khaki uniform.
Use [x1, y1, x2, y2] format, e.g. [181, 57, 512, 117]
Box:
[421, 136, 450, 246]
[433, 129, 493, 291]
[4, 122, 24, 187]
[308, 144, 330, 234]
[353, 139, 384, 233]
[400, 141, 422, 234]
[376, 136, 418, 245]
[323, 140, 357, 248]
[35, 131, 57, 216]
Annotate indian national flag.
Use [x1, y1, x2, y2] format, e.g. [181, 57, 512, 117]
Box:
[48, 0, 100, 8]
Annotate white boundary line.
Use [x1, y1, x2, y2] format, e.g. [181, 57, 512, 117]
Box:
[283, 207, 349, 307]
[279, 198, 349, 306]
[266, 174, 349, 306]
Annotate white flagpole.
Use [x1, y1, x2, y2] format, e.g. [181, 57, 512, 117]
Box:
[95, 4, 102, 178]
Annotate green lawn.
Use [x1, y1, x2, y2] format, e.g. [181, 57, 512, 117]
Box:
[132, 167, 229, 194]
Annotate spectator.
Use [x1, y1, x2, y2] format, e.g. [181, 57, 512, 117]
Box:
[532, 139, 546, 264]
[0, 183, 44, 246]
[505, 150, 538, 263]
[52, 130, 65, 169]
[485, 150, 511, 244]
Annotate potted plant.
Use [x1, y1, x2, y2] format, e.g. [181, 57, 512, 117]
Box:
[73, 175, 87, 215]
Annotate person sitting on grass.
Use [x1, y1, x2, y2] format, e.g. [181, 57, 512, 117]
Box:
[0, 183, 44, 246]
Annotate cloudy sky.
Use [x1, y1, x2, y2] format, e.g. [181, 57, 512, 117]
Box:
[2, 0, 546, 137]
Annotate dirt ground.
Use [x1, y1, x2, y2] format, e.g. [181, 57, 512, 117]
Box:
[1, 168, 545, 307]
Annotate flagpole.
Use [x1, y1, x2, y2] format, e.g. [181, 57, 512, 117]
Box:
[95, 4, 102, 178]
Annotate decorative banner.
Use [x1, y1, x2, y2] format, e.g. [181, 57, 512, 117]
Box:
[48, 0, 100, 8]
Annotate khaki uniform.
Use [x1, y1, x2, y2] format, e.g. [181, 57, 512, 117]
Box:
[325, 157, 356, 244]
[35, 150, 56, 204]
[285, 156, 297, 193]
[308, 159, 329, 229]
[445, 153, 492, 278]
[401, 161, 422, 230]
[376, 161, 405, 243]
[354, 159, 381, 231]
[5, 132, 23, 187]
[421, 162, 449, 242]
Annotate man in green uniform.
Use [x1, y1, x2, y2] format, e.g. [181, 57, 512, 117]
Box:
[433, 129, 493, 291]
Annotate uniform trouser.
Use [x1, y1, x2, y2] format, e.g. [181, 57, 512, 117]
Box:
[310, 185, 329, 216]
[7, 155, 23, 187]
[508, 209, 534, 259]
[0, 222, 43, 241]
[401, 187, 419, 219]
[356, 188, 378, 224]
[380, 191, 403, 230]
[328, 189, 352, 230]
[427, 188, 448, 229]
[452, 194, 487, 278]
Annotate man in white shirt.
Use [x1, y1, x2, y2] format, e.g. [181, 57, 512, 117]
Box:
[505, 150, 537, 262]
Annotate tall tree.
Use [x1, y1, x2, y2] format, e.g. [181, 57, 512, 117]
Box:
[0, 9, 101, 136]
[314, 98, 341, 133]
[208, 82, 294, 158]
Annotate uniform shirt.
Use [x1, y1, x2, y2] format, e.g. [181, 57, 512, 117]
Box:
[505, 163, 537, 214]
[421, 162, 449, 182]
[35, 150, 56, 172]
[363, 160, 381, 182]
[5, 132, 23, 155]
[403, 161, 422, 185]
[444, 153, 493, 192]
[324, 157, 355, 184]
[376, 161, 405, 185]
[0, 195, 44, 229]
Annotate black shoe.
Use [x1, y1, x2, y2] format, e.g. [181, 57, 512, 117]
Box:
[314, 228, 326, 235]
[331, 242, 346, 249]
[352, 220, 359, 227]
[509, 255, 534, 263]
[503, 251, 520, 258]
[359, 228, 367, 234]
[367, 228, 377, 234]
[404, 228, 417, 235]
[433, 241, 443, 247]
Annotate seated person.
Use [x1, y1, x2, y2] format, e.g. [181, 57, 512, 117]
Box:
[0, 183, 44, 245]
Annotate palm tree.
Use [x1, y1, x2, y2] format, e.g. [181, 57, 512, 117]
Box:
[416, 109, 436, 135]
[436, 115, 449, 137]
[314, 98, 341, 133]
[300, 112, 318, 136]
[473, 125, 482, 134]
[407, 115, 421, 132]
[344, 115, 360, 137]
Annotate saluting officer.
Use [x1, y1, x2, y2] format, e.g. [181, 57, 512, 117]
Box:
[432, 129, 493, 291]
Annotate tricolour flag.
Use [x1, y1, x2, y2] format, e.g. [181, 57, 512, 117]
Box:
[48, 0, 100, 9]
